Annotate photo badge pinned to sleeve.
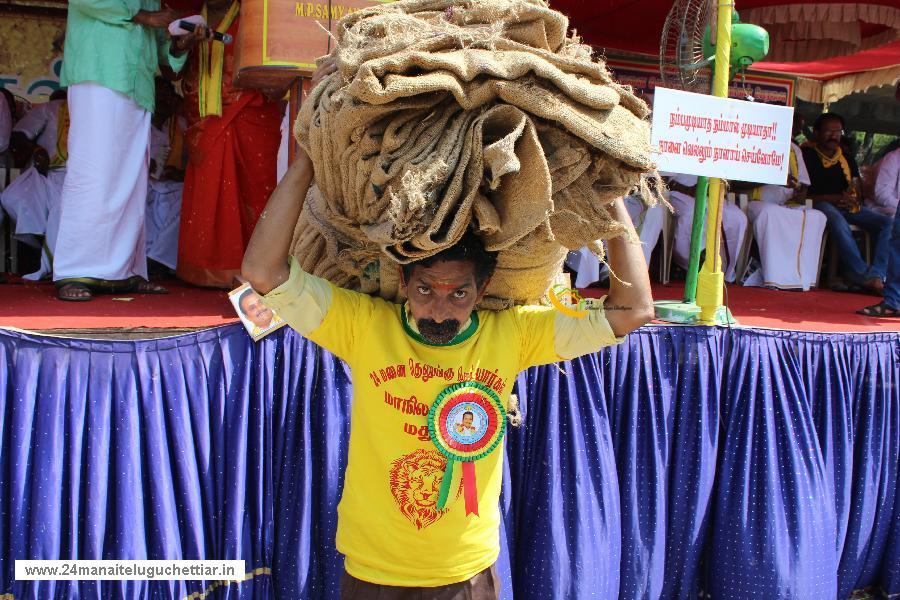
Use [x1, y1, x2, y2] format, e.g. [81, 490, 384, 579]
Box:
[428, 381, 506, 516]
[228, 282, 287, 341]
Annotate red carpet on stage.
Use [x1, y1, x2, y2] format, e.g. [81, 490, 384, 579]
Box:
[0, 278, 237, 330]
[1, 277, 898, 333]
[583, 283, 900, 334]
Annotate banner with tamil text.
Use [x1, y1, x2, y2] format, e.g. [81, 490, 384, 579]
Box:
[606, 57, 795, 106]
[651, 87, 794, 185]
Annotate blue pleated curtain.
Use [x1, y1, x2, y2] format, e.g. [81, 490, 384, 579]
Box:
[0, 324, 897, 599]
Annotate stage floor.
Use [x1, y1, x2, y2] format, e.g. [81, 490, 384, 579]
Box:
[0, 277, 897, 334]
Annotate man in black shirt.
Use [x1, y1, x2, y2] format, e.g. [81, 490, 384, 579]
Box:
[802, 113, 891, 294]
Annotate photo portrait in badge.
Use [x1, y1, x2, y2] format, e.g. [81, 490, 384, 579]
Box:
[448, 403, 489, 446]
[228, 282, 288, 341]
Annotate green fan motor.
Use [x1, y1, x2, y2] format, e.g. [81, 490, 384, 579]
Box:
[702, 11, 769, 75]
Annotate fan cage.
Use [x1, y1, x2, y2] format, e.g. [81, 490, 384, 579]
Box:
[659, 0, 713, 92]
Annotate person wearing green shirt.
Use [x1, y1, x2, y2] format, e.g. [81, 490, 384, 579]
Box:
[53, 0, 204, 301]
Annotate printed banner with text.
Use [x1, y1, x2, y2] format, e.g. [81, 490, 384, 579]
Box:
[606, 57, 795, 106]
[651, 87, 794, 185]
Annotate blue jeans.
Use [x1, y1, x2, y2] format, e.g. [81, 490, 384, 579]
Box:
[813, 201, 892, 283]
[884, 202, 900, 309]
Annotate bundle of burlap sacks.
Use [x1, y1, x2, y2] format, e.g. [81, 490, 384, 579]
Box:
[290, 0, 659, 309]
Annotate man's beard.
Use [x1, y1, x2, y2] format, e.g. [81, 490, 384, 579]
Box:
[417, 318, 461, 344]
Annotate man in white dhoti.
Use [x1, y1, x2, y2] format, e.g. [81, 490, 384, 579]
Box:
[146, 78, 185, 274]
[664, 172, 748, 282]
[52, 0, 201, 301]
[744, 124, 827, 290]
[745, 148, 827, 290]
[0, 169, 67, 280]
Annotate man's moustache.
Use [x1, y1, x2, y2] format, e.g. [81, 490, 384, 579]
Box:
[417, 318, 461, 343]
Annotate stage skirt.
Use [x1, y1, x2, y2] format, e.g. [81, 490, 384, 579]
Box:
[0, 325, 897, 599]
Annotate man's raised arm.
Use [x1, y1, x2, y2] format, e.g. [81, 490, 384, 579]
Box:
[603, 198, 655, 337]
[522, 197, 654, 367]
[242, 115, 369, 354]
[242, 58, 335, 294]
[241, 150, 314, 294]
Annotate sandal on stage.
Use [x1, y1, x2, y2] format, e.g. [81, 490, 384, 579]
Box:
[56, 276, 168, 300]
[57, 281, 93, 302]
[856, 301, 900, 318]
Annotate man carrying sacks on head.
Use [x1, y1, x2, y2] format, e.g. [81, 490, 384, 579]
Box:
[243, 59, 654, 600]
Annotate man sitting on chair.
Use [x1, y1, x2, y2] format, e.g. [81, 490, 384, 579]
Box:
[802, 112, 891, 295]
[8, 89, 67, 169]
[0, 89, 69, 280]
[663, 172, 748, 283]
[624, 193, 666, 268]
[743, 114, 827, 291]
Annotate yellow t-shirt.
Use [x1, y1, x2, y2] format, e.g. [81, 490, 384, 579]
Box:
[264, 258, 623, 586]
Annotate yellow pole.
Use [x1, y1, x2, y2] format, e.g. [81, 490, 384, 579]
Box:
[696, 0, 734, 324]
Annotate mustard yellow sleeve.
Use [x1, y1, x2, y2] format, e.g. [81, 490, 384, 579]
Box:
[514, 306, 563, 369]
[515, 297, 625, 369]
[553, 295, 625, 361]
[262, 256, 376, 361]
[261, 256, 333, 336]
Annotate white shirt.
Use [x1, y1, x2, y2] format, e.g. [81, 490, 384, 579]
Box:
[13, 99, 64, 152]
[0, 93, 11, 154]
[872, 148, 900, 217]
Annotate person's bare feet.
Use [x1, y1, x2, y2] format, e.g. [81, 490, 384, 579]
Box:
[57, 282, 92, 301]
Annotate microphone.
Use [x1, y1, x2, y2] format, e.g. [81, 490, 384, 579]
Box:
[178, 20, 233, 44]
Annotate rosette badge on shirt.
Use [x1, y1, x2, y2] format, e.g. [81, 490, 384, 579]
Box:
[428, 381, 506, 516]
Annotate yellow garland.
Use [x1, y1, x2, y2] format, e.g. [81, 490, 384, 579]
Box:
[50, 101, 69, 166]
[789, 145, 799, 181]
[814, 145, 851, 185]
[198, 1, 239, 118]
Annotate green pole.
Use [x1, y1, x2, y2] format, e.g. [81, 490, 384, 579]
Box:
[683, 176, 709, 303]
